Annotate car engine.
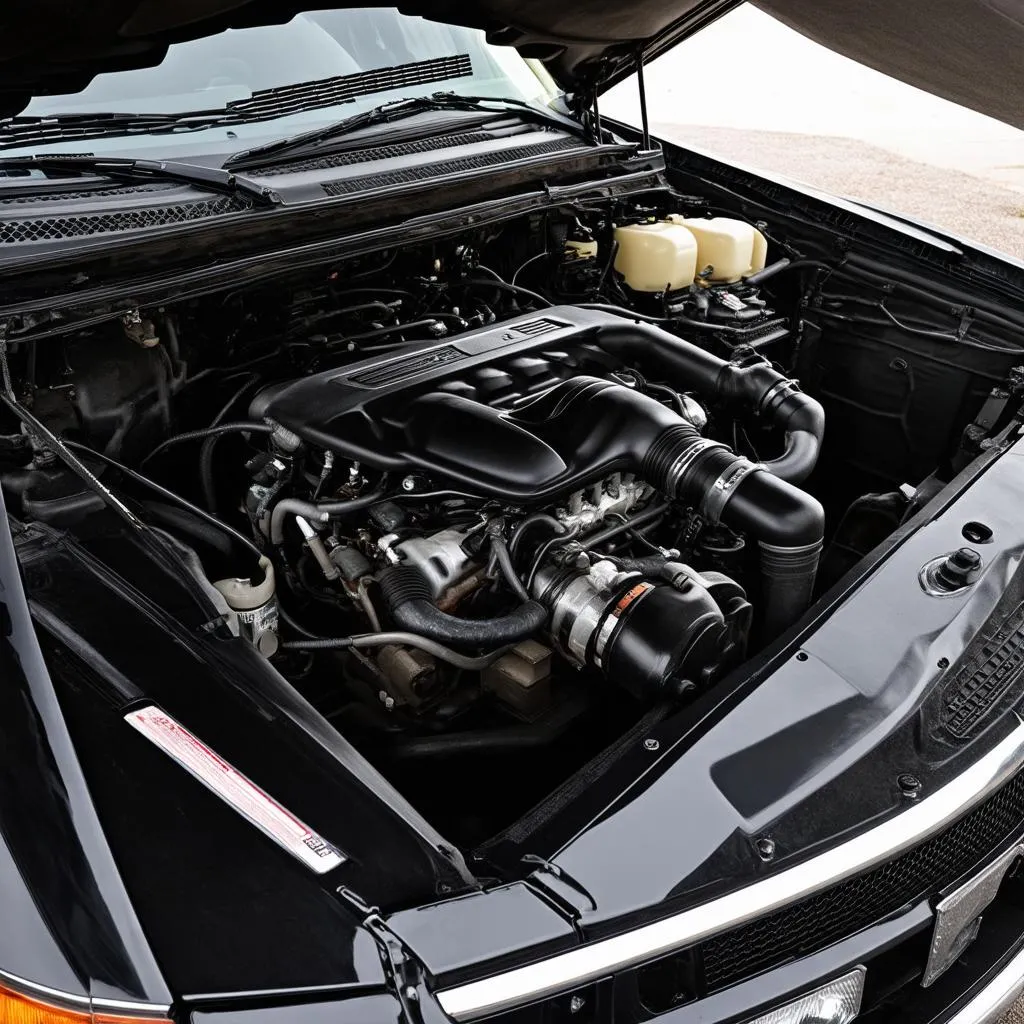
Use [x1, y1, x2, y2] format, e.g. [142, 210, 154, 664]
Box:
[248, 301, 823, 703]
[6, 189, 1018, 839]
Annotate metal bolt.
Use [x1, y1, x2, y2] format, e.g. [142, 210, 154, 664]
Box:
[402, 475, 417, 492]
[569, 996, 585, 1014]
[898, 774, 922, 798]
[643, 738, 660, 752]
[756, 838, 776, 861]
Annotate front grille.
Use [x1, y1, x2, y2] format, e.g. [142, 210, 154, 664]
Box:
[320, 138, 585, 196]
[700, 765, 1024, 990]
[0, 195, 252, 244]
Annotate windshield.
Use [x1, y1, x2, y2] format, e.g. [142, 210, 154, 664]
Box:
[15, 8, 558, 156]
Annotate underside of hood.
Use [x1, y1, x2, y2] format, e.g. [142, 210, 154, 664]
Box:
[751, 0, 1024, 132]
[0, 0, 1021, 126]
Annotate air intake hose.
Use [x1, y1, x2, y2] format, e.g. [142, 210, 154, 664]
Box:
[378, 564, 548, 649]
[512, 378, 825, 637]
[594, 321, 825, 484]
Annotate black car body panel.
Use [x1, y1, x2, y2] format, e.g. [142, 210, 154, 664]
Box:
[1, 6, 1024, 1024]
[10, 508, 476, 997]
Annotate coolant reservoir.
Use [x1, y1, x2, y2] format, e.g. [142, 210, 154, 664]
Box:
[564, 238, 599, 261]
[613, 222, 698, 292]
[669, 216, 768, 283]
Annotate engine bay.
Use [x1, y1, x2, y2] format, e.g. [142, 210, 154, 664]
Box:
[3, 185, 1022, 845]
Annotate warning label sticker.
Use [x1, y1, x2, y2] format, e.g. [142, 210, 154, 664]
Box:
[125, 706, 345, 875]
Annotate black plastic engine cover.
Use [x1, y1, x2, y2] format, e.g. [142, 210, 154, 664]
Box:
[255, 306, 623, 490]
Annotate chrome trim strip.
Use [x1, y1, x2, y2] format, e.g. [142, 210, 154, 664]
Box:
[92, 997, 171, 1017]
[436, 718, 1024, 1021]
[0, 966, 170, 1017]
[947, 944, 1024, 1024]
[0, 969, 91, 1011]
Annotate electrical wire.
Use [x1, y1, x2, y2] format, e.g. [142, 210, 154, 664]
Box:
[141, 421, 274, 466]
[490, 532, 531, 602]
[470, 266, 551, 307]
[525, 524, 581, 594]
[511, 251, 550, 287]
[200, 374, 262, 513]
[62, 440, 264, 561]
[281, 632, 512, 670]
[509, 513, 566, 561]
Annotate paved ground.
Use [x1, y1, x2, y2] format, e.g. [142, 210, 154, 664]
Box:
[655, 123, 1024, 261]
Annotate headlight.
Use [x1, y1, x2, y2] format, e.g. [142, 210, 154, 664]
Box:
[746, 968, 865, 1024]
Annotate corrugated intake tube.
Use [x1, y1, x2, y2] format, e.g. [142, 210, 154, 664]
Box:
[593, 320, 825, 484]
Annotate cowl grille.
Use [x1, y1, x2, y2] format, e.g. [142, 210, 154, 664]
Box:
[321, 137, 585, 196]
[0, 183, 175, 205]
[0, 194, 252, 244]
[700, 764, 1024, 990]
[250, 130, 503, 177]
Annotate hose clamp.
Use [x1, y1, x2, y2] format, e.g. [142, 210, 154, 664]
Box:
[760, 378, 800, 415]
[665, 438, 727, 495]
[702, 458, 764, 524]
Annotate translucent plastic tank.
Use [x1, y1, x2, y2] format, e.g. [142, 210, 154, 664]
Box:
[564, 239, 599, 261]
[669, 216, 768, 283]
[613, 222, 699, 292]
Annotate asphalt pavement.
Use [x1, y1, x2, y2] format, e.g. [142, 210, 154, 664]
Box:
[655, 123, 1024, 260]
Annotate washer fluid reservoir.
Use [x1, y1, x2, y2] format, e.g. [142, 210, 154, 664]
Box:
[613, 221, 698, 292]
[669, 216, 768, 283]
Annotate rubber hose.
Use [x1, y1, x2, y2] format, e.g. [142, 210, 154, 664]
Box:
[141, 500, 236, 562]
[594, 321, 825, 484]
[759, 539, 825, 642]
[269, 486, 388, 544]
[378, 564, 547, 649]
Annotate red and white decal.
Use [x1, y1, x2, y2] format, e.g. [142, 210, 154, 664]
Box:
[125, 706, 344, 874]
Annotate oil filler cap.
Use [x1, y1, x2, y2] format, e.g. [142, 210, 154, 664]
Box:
[920, 547, 983, 596]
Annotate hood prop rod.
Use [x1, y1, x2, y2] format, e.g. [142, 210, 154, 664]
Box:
[636, 47, 651, 150]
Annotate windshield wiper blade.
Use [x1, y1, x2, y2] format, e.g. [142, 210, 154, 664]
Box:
[0, 56, 486, 152]
[0, 155, 279, 207]
[226, 92, 593, 168]
[0, 110, 237, 149]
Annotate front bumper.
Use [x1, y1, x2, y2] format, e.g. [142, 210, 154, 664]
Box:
[436, 724, 1024, 1022]
[949, 945, 1024, 1024]
[429, 719, 1024, 1024]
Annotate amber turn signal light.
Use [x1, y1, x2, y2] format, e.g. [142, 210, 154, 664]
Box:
[0, 982, 170, 1024]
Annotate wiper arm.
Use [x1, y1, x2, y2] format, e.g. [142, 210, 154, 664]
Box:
[0, 55, 487, 151]
[227, 92, 594, 169]
[0, 110, 237, 149]
[0, 155, 279, 207]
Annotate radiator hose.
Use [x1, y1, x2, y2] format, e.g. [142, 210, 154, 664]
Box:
[378, 564, 548, 649]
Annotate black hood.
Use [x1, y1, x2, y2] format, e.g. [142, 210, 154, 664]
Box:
[1, 0, 1022, 125]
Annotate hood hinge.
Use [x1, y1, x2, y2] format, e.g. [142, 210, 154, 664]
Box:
[336, 886, 431, 1024]
[521, 854, 597, 933]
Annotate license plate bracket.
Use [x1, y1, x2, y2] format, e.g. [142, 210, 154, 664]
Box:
[922, 842, 1022, 987]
